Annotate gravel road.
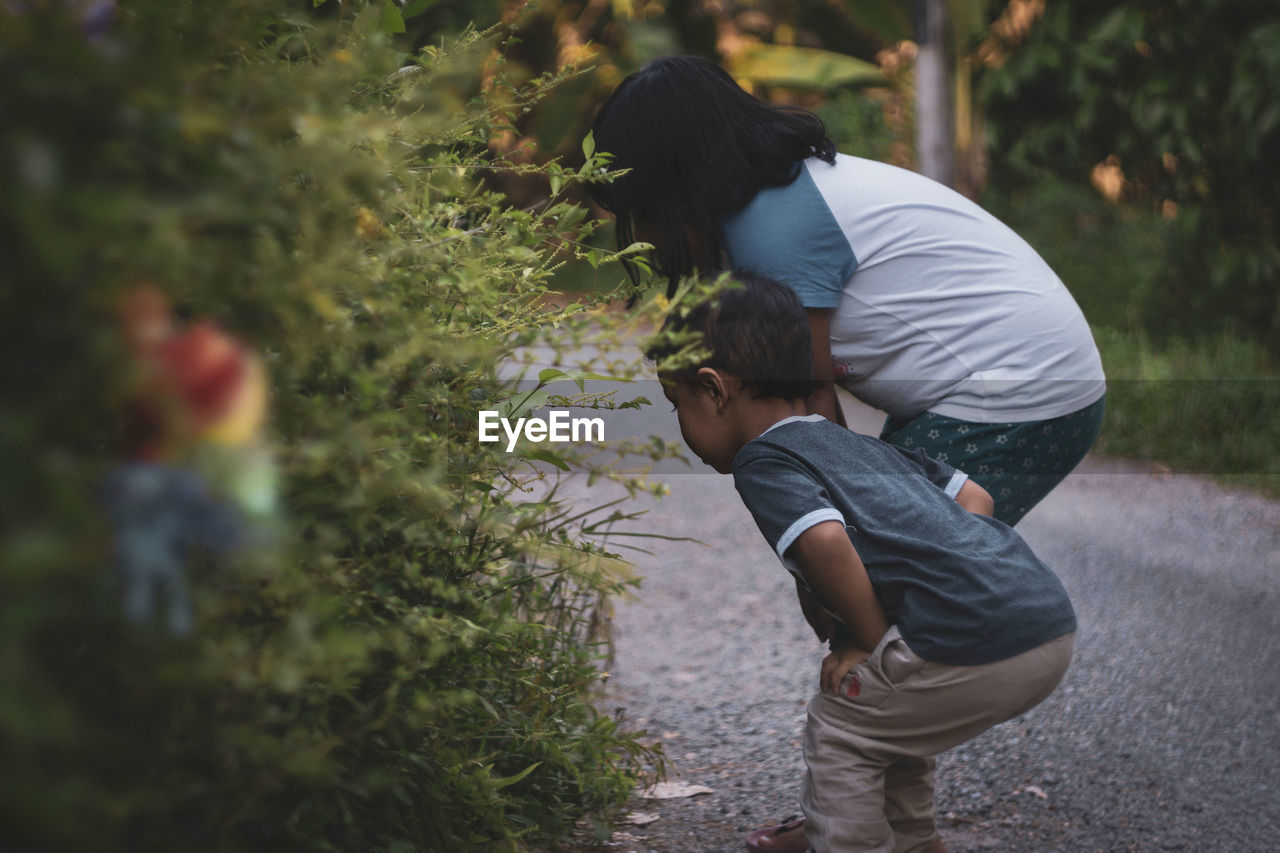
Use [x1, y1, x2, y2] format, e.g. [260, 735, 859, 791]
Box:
[555, 392, 1280, 853]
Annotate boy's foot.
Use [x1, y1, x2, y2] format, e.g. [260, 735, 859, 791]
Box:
[744, 816, 807, 853]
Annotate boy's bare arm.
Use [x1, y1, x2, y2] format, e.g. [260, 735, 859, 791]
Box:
[787, 520, 890, 694]
[794, 576, 834, 641]
[956, 479, 994, 516]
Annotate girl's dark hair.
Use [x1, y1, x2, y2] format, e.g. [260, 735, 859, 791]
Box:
[646, 272, 817, 401]
[588, 55, 836, 297]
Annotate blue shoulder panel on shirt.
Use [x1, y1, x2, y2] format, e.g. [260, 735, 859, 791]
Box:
[719, 164, 857, 309]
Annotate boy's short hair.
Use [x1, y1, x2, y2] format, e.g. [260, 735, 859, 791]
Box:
[647, 272, 817, 400]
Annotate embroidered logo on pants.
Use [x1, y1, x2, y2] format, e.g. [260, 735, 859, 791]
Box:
[845, 673, 861, 697]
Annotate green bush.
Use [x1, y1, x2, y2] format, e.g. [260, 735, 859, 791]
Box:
[1, 3, 658, 850]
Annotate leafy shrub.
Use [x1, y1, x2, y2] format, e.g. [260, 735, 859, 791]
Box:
[1, 2, 658, 850]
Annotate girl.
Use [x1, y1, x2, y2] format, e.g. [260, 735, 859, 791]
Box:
[588, 54, 1106, 530]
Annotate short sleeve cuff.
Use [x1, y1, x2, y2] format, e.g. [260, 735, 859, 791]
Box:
[796, 288, 843, 309]
[776, 508, 845, 558]
[944, 470, 969, 499]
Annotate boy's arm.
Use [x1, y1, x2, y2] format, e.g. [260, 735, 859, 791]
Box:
[955, 478, 994, 516]
[786, 520, 890, 695]
[794, 576, 834, 642]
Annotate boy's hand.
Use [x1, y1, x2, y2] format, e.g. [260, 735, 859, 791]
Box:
[821, 642, 871, 695]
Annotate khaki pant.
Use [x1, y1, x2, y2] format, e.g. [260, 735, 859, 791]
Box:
[801, 627, 1075, 853]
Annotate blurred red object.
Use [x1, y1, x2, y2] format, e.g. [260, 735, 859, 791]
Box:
[118, 286, 265, 458]
[159, 322, 251, 430]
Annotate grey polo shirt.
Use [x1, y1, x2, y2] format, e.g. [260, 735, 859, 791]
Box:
[732, 415, 1076, 666]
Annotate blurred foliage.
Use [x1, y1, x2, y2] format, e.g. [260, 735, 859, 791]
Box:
[1092, 327, 1280, 494]
[817, 87, 910, 166]
[0, 1, 668, 849]
[463, 0, 918, 167]
[982, 179, 1171, 332]
[466, 0, 923, 294]
[979, 0, 1280, 349]
[987, 179, 1279, 494]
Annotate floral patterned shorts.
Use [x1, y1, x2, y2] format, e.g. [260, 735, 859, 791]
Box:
[879, 396, 1106, 526]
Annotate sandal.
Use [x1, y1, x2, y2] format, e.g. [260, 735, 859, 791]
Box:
[744, 815, 808, 853]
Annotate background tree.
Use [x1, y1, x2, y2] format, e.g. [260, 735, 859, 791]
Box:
[980, 0, 1280, 348]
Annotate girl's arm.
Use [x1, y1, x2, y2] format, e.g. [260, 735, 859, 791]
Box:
[805, 308, 846, 428]
[786, 520, 890, 695]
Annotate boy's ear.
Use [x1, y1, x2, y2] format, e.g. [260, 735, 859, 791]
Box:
[695, 367, 734, 412]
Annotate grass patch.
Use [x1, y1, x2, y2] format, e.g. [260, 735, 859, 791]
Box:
[1093, 328, 1280, 495]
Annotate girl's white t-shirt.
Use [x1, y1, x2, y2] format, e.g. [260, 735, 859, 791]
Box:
[720, 153, 1106, 423]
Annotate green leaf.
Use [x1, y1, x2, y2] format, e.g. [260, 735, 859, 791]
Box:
[402, 0, 442, 17]
[521, 449, 571, 471]
[581, 131, 596, 160]
[493, 762, 543, 789]
[539, 368, 631, 385]
[842, 0, 913, 43]
[504, 389, 552, 417]
[379, 1, 406, 34]
[727, 44, 885, 91]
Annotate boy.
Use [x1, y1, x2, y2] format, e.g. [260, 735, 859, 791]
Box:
[648, 275, 1076, 853]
